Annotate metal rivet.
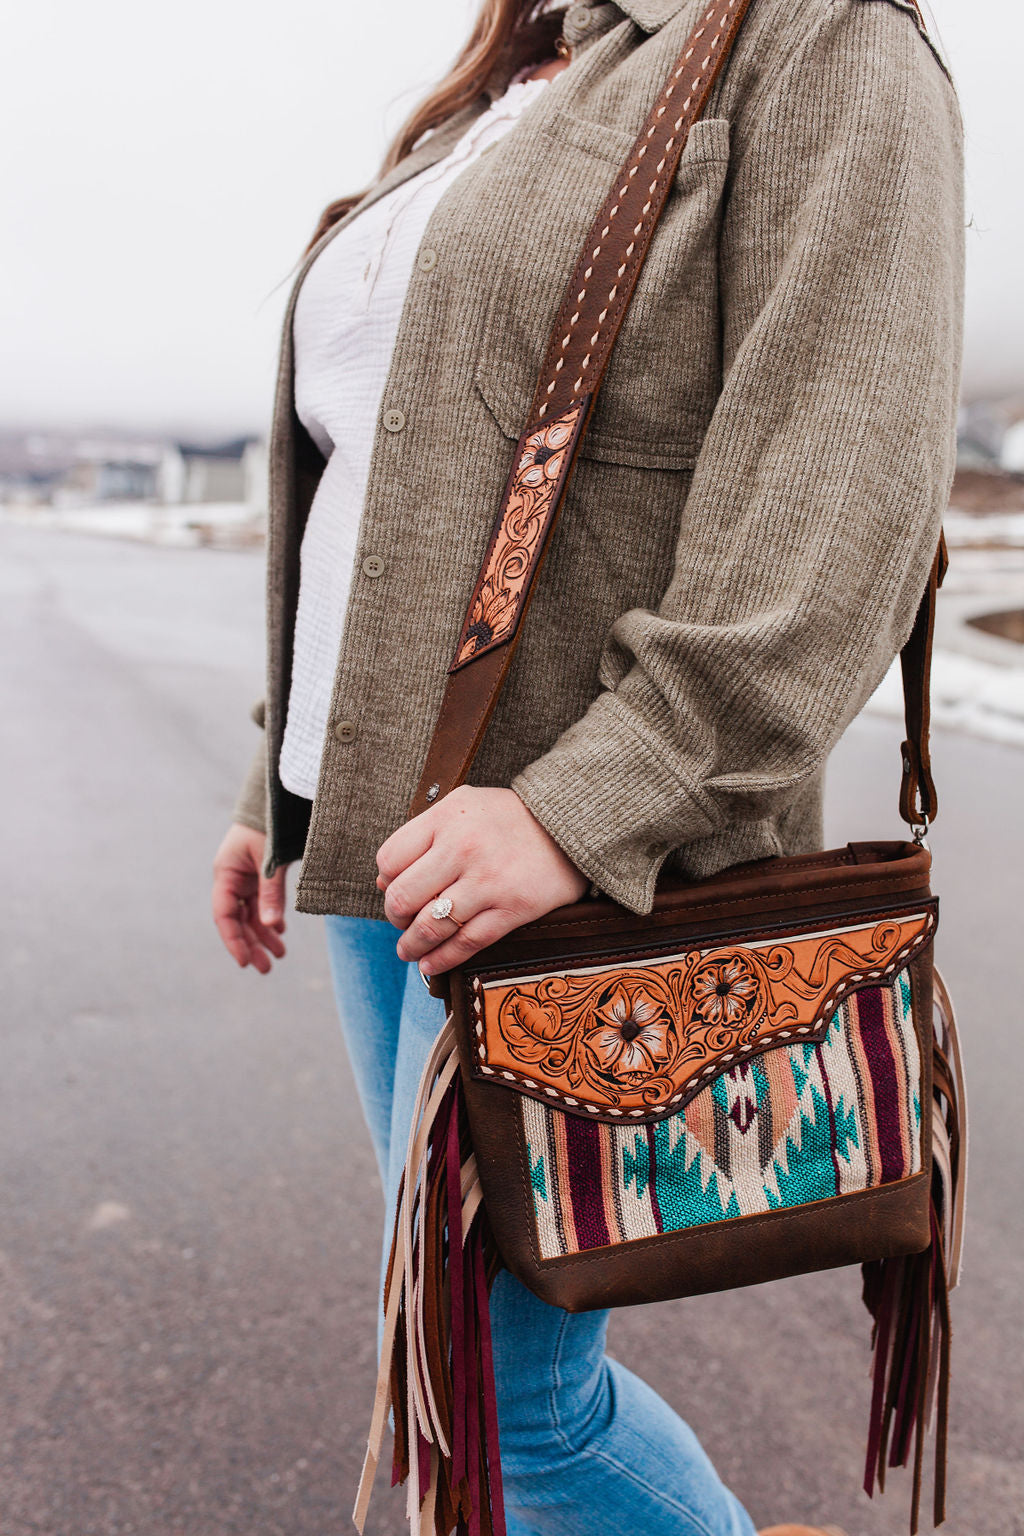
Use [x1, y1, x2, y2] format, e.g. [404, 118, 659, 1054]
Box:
[425, 783, 440, 802]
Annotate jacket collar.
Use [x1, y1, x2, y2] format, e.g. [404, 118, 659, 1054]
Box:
[606, 0, 691, 32]
[484, 0, 690, 101]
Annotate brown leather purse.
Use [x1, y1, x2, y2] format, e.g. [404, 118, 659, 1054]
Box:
[357, 4, 966, 1533]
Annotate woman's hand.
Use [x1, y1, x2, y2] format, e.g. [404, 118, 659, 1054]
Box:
[376, 786, 589, 976]
[212, 823, 289, 974]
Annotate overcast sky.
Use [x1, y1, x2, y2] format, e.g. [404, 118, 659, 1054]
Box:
[2, 0, 1019, 435]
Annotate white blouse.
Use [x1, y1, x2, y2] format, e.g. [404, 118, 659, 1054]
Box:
[279, 73, 551, 800]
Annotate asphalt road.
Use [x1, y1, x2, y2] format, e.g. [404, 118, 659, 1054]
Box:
[1, 522, 1021, 1536]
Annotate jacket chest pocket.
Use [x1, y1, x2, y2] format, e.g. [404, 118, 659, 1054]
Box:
[475, 109, 731, 470]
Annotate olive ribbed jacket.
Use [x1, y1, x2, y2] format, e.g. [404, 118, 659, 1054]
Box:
[233, 0, 964, 919]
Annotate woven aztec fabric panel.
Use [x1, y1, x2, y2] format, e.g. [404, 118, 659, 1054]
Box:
[521, 975, 922, 1260]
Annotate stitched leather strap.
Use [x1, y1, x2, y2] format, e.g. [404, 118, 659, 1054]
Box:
[411, 0, 755, 816]
[412, 0, 942, 832]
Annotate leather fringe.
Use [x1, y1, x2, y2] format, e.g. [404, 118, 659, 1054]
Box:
[862, 968, 966, 1533]
[355, 1016, 506, 1536]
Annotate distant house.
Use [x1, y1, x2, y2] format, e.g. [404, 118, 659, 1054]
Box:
[64, 458, 162, 502]
[956, 432, 1000, 472]
[162, 438, 266, 507]
[0, 430, 268, 524]
[1001, 419, 1024, 475]
[0, 432, 75, 504]
[957, 402, 1004, 470]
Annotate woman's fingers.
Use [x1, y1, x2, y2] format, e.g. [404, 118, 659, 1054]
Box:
[246, 908, 288, 961]
[240, 917, 271, 973]
[213, 876, 256, 967]
[395, 878, 487, 965]
[382, 844, 465, 931]
[239, 912, 277, 974]
[415, 906, 519, 977]
[376, 807, 437, 888]
[213, 823, 290, 973]
[258, 865, 288, 930]
[374, 787, 589, 974]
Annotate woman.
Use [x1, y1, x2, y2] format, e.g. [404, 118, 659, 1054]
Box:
[212, 0, 963, 1531]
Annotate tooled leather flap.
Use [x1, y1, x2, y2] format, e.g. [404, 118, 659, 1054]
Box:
[462, 906, 937, 1123]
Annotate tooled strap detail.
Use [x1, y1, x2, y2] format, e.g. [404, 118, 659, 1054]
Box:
[450, 399, 589, 669]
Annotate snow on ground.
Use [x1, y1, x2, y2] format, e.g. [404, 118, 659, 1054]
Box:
[0, 499, 261, 548]
[863, 510, 1024, 746]
[944, 507, 1024, 548]
[866, 647, 1024, 747]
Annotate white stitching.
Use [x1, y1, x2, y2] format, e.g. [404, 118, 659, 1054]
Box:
[547, 14, 736, 401]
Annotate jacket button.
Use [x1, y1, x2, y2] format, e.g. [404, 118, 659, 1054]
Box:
[333, 719, 356, 743]
[417, 247, 438, 272]
[382, 408, 406, 433]
[362, 554, 385, 578]
[564, 3, 595, 33]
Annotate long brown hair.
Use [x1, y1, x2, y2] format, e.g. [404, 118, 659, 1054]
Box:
[305, 0, 565, 251]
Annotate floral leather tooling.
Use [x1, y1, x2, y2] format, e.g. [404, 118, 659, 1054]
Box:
[470, 909, 935, 1120]
[450, 401, 587, 669]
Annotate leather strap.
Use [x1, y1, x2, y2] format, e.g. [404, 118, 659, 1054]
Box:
[899, 530, 947, 828]
[412, 0, 942, 834]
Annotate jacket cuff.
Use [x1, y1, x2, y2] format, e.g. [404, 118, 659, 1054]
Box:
[233, 737, 268, 835]
[511, 691, 717, 915]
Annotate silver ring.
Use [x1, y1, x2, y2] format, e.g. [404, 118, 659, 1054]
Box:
[429, 894, 462, 926]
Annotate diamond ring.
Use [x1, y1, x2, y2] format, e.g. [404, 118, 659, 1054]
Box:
[429, 895, 462, 926]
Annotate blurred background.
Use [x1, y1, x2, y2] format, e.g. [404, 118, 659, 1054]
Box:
[2, 3, 1021, 1534]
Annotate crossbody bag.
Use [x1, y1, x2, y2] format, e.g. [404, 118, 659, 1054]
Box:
[357, 3, 966, 1532]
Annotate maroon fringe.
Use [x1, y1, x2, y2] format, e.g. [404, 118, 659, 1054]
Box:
[862, 981, 965, 1533]
[374, 1062, 506, 1536]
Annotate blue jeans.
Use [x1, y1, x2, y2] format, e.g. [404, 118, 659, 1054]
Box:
[325, 915, 757, 1536]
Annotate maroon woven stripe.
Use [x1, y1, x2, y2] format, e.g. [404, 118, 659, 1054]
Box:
[645, 1123, 665, 1235]
[856, 988, 907, 1185]
[563, 1114, 611, 1250]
